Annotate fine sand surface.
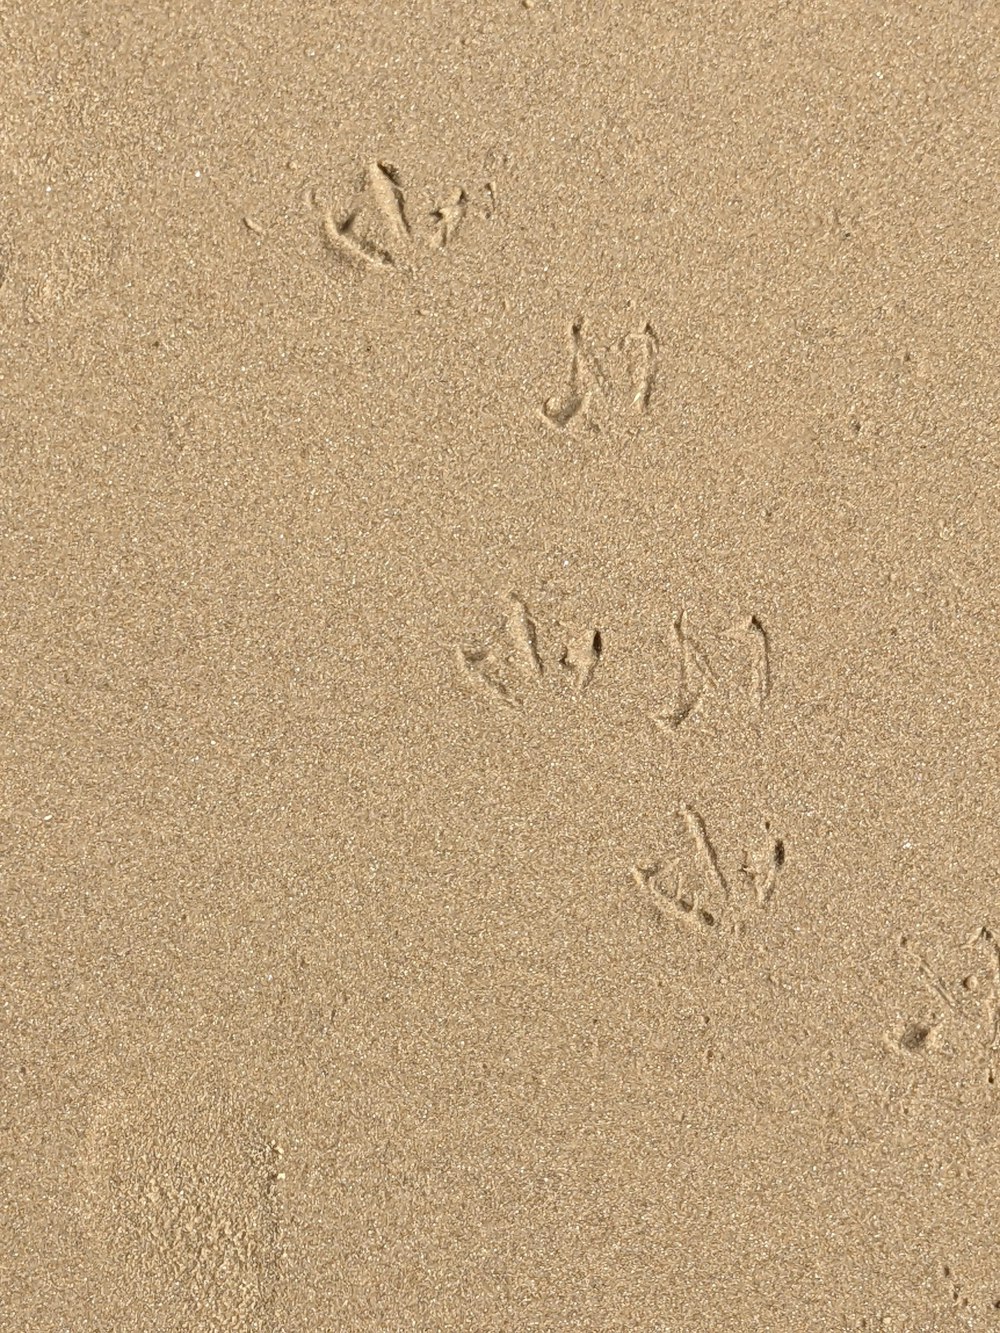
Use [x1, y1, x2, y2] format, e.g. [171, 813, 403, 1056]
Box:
[1, 4, 998, 1330]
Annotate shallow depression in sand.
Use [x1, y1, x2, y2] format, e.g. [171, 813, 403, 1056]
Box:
[83, 1081, 285, 1332]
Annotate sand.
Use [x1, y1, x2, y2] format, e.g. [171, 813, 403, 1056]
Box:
[1, 2, 998, 1329]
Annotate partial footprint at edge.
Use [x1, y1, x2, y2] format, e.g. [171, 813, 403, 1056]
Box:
[82, 1079, 286, 1332]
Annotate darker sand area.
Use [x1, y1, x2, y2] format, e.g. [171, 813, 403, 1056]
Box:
[1, 3, 998, 1329]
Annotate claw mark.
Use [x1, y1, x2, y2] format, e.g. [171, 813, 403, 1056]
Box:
[626, 322, 658, 412]
[456, 644, 520, 708]
[746, 615, 771, 705]
[506, 595, 544, 678]
[744, 819, 784, 906]
[653, 611, 717, 730]
[680, 803, 729, 904]
[431, 188, 468, 247]
[968, 927, 1000, 1085]
[631, 863, 717, 931]
[368, 161, 411, 241]
[942, 1264, 970, 1313]
[560, 629, 602, 693]
[320, 207, 394, 268]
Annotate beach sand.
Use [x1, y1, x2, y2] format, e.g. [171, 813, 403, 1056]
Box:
[1, 3, 997, 1328]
